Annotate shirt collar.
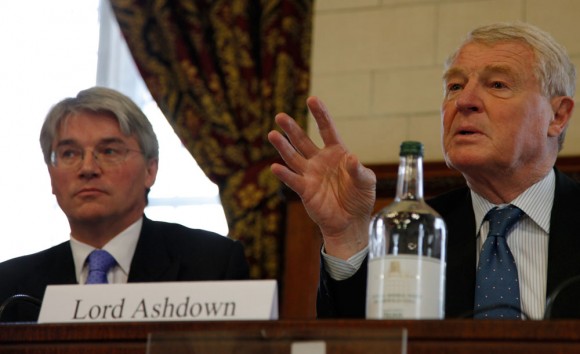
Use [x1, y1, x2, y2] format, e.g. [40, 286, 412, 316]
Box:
[70, 217, 143, 283]
[471, 169, 555, 235]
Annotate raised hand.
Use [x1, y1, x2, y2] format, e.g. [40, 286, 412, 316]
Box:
[268, 97, 376, 259]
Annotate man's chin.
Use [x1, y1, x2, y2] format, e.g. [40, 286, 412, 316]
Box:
[66, 206, 112, 223]
[444, 151, 488, 175]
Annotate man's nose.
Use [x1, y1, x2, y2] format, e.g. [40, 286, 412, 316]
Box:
[78, 150, 101, 176]
[455, 82, 483, 113]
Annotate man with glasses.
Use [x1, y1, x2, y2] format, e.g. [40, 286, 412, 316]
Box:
[0, 87, 249, 322]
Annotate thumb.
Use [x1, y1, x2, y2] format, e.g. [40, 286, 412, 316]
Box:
[345, 154, 376, 189]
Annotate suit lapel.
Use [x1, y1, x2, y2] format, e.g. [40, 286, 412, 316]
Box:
[429, 188, 477, 318]
[429, 169, 580, 318]
[44, 245, 77, 285]
[127, 217, 181, 283]
[19, 242, 77, 299]
[547, 169, 580, 297]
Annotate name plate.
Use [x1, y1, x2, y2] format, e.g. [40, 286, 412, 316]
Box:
[38, 280, 278, 323]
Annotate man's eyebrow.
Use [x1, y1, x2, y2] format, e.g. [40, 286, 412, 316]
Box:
[55, 137, 127, 148]
[55, 139, 79, 148]
[98, 137, 127, 145]
[479, 64, 524, 87]
[442, 67, 465, 82]
[443, 64, 516, 81]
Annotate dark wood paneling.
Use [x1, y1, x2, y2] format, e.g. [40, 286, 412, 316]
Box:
[2, 320, 580, 353]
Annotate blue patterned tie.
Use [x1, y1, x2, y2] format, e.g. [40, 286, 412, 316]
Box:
[85, 250, 116, 284]
[474, 205, 524, 319]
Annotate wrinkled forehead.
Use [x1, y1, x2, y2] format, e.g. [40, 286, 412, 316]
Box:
[53, 111, 131, 145]
[444, 41, 538, 78]
[447, 39, 537, 68]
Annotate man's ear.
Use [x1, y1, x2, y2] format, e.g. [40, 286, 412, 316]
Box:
[548, 96, 574, 136]
[145, 158, 159, 189]
[548, 96, 574, 137]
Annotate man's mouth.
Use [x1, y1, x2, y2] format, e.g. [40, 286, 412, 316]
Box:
[76, 188, 105, 196]
[459, 130, 476, 135]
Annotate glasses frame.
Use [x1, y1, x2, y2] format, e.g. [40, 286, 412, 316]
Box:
[50, 142, 143, 170]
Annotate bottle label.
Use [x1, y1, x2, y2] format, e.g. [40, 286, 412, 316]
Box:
[366, 255, 444, 319]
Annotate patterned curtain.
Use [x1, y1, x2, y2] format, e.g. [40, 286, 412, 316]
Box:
[109, 0, 313, 279]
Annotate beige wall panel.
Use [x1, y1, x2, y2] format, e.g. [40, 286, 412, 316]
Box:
[560, 57, 580, 156]
[309, 73, 372, 118]
[315, 0, 381, 11]
[372, 67, 444, 115]
[337, 116, 409, 163]
[382, 0, 440, 3]
[437, 0, 524, 63]
[307, 115, 408, 163]
[408, 114, 444, 162]
[311, 10, 381, 73]
[562, 117, 580, 157]
[312, 5, 437, 73]
[374, 5, 438, 69]
[527, 0, 580, 56]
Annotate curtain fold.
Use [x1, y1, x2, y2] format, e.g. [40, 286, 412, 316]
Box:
[109, 0, 312, 279]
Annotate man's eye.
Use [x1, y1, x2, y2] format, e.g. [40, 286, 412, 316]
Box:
[59, 149, 81, 159]
[98, 143, 129, 157]
[491, 81, 507, 89]
[101, 147, 122, 156]
[447, 83, 462, 92]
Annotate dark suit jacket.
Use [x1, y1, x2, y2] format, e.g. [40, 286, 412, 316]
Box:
[0, 216, 249, 322]
[318, 168, 580, 319]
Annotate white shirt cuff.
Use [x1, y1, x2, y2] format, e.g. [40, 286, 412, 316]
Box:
[321, 246, 368, 281]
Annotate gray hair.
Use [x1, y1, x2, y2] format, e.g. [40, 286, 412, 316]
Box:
[39, 86, 159, 165]
[445, 22, 576, 98]
[445, 22, 576, 150]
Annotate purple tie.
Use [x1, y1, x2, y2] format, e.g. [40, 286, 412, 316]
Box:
[474, 205, 524, 319]
[85, 250, 116, 284]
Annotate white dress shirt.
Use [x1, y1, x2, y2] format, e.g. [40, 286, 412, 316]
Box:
[472, 170, 553, 319]
[323, 170, 554, 319]
[70, 217, 143, 284]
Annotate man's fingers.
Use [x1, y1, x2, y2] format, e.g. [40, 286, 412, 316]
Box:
[270, 163, 305, 196]
[346, 154, 377, 188]
[271, 96, 346, 160]
[307, 96, 345, 148]
[274, 113, 320, 159]
[268, 130, 308, 174]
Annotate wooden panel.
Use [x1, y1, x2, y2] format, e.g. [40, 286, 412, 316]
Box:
[2, 320, 580, 353]
[280, 201, 322, 319]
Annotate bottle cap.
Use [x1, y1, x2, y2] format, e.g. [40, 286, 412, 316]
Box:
[399, 141, 424, 157]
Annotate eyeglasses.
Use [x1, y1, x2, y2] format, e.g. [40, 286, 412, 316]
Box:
[50, 142, 143, 169]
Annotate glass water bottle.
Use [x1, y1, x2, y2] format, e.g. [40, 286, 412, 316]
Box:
[366, 141, 447, 319]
